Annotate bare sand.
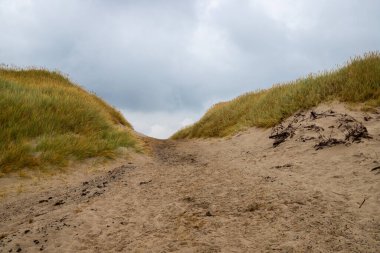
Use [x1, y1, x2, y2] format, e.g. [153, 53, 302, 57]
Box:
[1, 103, 379, 252]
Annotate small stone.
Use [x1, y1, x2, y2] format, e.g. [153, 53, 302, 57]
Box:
[205, 211, 213, 217]
[183, 196, 195, 202]
[364, 116, 372, 121]
[54, 200, 65, 206]
[246, 203, 260, 212]
[139, 180, 152, 185]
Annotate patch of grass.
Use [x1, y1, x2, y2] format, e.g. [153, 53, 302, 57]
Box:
[172, 52, 380, 139]
[0, 68, 139, 175]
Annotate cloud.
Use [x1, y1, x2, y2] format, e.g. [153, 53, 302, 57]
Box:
[0, 0, 379, 137]
[121, 109, 202, 139]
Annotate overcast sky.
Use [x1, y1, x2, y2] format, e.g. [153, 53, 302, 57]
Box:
[1, 0, 379, 138]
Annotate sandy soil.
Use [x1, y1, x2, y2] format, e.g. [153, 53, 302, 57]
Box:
[1, 104, 379, 253]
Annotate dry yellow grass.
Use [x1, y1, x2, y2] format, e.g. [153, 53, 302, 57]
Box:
[172, 52, 380, 139]
[0, 68, 139, 175]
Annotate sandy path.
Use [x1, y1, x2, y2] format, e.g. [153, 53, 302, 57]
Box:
[1, 105, 380, 252]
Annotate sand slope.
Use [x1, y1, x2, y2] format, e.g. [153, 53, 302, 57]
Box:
[1, 104, 379, 252]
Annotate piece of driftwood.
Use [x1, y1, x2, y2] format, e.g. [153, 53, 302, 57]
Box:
[359, 198, 366, 208]
[304, 124, 324, 132]
[269, 123, 296, 147]
[270, 109, 372, 149]
[343, 123, 372, 142]
[269, 131, 291, 147]
[139, 179, 152, 185]
[310, 110, 336, 119]
[314, 138, 346, 150]
[371, 166, 380, 175]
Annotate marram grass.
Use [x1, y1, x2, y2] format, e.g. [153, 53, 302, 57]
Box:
[0, 68, 139, 175]
[172, 52, 380, 139]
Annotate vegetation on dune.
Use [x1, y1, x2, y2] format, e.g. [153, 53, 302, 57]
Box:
[172, 52, 380, 139]
[0, 68, 139, 175]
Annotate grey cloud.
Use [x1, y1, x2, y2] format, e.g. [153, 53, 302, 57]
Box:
[0, 0, 379, 137]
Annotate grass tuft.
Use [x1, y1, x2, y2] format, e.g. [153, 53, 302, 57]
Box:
[0, 68, 139, 174]
[172, 52, 380, 139]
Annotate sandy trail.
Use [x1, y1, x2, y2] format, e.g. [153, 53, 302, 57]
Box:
[1, 104, 380, 252]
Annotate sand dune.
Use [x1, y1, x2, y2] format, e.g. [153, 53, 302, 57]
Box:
[1, 104, 379, 252]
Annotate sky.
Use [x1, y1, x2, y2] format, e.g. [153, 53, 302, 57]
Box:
[1, 0, 379, 138]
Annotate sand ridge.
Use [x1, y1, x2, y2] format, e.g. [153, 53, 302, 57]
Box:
[0, 104, 379, 252]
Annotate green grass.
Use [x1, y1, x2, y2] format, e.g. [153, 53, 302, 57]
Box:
[172, 52, 380, 139]
[0, 68, 139, 175]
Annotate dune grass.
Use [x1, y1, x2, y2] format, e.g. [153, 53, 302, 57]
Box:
[0, 68, 139, 175]
[172, 52, 380, 139]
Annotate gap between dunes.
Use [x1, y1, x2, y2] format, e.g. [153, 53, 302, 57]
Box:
[0, 103, 379, 252]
